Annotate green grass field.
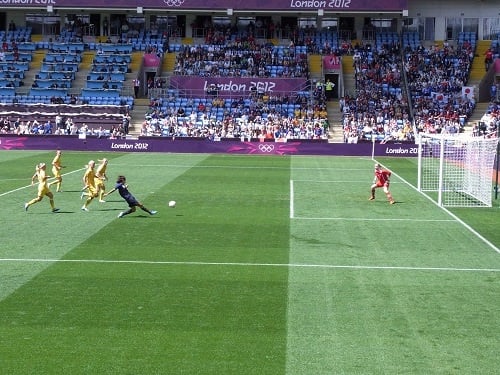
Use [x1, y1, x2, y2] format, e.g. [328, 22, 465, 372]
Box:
[1, 150, 499, 374]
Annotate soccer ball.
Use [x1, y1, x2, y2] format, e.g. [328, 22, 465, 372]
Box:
[168, 200, 176, 208]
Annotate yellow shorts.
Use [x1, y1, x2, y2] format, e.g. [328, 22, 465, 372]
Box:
[88, 185, 98, 197]
[95, 178, 105, 190]
[38, 184, 50, 197]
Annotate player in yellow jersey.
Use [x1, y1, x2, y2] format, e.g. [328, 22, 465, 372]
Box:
[95, 158, 109, 203]
[48, 149, 63, 192]
[81, 160, 98, 212]
[24, 163, 60, 212]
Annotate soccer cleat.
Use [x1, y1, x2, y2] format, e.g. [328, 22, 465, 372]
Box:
[81, 206, 89, 212]
[80, 192, 85, 200]
[369, 197, 375, 201]
[99, 200, 106, 203]
[150, 210, 158, 215]
[390, 200, 395, 205]
[52, 208, 60, 212]
[24, 203, 29, 211]
[117, 212, 124, 218]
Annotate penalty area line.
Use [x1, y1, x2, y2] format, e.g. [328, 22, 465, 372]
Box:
[293, 217, 455, 222]
[0, 258, 499, 273]
[0, 168, 86, 198]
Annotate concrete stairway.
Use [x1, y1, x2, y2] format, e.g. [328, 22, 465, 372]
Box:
[17, 49, 95, 98]
[341, 55, 356, 96]
[128, 51, 142, 74]
[462, 101, 491, 135]
[162, 52, 176, 74]
[68, 50, 95, 96]
[16, 49, 45, 96]
[327, 100, 344, 143]
[469, 40, 491, 82]
[308, 54, 322, 76]
[128, 98, 149, 137]
[322, 55, 357, 143]
[459, 41, 492, 135]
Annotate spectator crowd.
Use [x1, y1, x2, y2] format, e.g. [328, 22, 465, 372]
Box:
[0, 21, 498, 144]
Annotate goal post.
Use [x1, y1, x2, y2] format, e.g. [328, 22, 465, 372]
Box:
[417, 134, 499, 207]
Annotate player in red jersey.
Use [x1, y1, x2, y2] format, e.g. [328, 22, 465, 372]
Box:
[369, 163, 395, 204]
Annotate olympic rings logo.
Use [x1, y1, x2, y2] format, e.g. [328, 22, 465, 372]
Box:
[163, 0, 185, 6]
[258, 144, 275, 153]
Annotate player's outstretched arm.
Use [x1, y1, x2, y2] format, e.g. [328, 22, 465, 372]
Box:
[104, 188, 116, 197]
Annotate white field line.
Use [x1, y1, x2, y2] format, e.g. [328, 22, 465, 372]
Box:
[292, 167, 500, 254]
[290, 179, 455, 222]
[109, 164, 373, 171]
[0, 257, 499, 273]
[4, 161, 498, 254]
[0, 168, 85, 197]
[292, 179, 402, 183]
[293, 217, 455, 222]
[374, 160, 500, 255]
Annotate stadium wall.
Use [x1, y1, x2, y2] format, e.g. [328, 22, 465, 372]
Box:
[0, 135, 419, 157]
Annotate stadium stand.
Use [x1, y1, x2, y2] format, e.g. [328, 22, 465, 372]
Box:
[0, 4, 498, 142]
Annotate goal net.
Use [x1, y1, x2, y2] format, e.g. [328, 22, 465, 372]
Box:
[417, 134, 499, 207]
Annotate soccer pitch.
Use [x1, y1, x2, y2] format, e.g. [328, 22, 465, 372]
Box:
[1, 151, 499, 374]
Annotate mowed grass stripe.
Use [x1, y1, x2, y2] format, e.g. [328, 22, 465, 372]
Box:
[286, 156, 500, 374]
[0, 152, 207, 302]
[0, 154, 292, 374]
[2, 152, 499, 374]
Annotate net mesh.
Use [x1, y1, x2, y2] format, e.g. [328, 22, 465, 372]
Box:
[418, 135, 498, 207]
